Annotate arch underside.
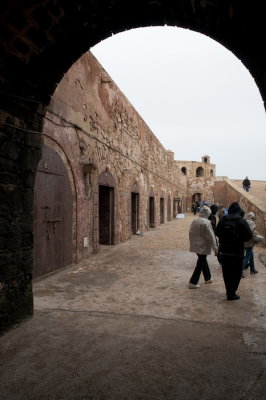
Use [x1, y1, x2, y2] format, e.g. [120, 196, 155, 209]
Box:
[0, 1, 266, 116]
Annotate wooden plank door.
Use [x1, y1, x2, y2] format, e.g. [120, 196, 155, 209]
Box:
[33, 146, 72, 278]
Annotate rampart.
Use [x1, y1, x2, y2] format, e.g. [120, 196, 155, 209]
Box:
[214, 180, 266, 243]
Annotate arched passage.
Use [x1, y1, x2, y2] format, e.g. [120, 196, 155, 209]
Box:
[1, 1, 266, 331]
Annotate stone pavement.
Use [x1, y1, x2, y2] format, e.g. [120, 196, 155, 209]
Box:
[1, 214, 266, 400]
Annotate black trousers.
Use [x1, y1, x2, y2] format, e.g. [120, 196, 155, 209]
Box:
[190, 254, 211, 284]
[221, 255, 243, 298]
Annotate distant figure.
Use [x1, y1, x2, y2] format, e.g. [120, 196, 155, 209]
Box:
[242, 177, 251, 192]
[242, 212, 264, 277]
[215, 202, 252, 300]
[188, 205, 218, 289]
[192, 202, 197, 215]
[208, 204, 219, 231]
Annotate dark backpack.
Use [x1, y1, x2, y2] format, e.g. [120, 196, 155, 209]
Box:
[218, 218, 239, 244]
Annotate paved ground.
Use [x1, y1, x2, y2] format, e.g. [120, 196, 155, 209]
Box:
[1, 214, 266, 400]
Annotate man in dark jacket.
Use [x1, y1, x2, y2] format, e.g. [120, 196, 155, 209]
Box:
[208, 204, 218, 231]
[242, 177, 251, 192]
[215, 202, 252, 300]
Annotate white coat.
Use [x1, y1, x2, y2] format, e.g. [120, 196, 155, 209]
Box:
[189, 206, 218, 255]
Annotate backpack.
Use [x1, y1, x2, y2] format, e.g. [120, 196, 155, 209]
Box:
[218, 218, 239, 244]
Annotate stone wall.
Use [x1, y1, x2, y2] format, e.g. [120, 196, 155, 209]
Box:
[224, 180, 266, 242]
[176, 157, 216, 210]
[0, 110, 42, 331]
[43, 52, 187, 261]
[213, 180, 266, 243]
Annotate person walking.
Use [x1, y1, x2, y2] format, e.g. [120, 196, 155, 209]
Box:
[188, 205, 218, 289]
[242, 212, 264, 277]
[208, 204, 218, 231]
[192, 202, 197, 215]
[215, 202, 252, 300]
[242, 177, 251, 192]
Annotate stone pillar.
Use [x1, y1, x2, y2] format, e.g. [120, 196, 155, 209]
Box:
[0, 114, 42, 332]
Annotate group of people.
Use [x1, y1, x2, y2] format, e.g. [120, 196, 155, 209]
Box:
[188, 201, 263, 300]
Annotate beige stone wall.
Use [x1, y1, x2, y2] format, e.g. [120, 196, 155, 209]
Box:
[176, 159, 216, 180]
[176, 158, 216, 210]
[43, 52, 187, 262]
[223, 180, 266, 243]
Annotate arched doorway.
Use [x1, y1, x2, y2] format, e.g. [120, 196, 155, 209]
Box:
[33, 145, 73, 278]
[131, 182, 140, 235]
[196, 167, 204, 177]
[98, 171, 116, 245]
[192, 193, 202, 204]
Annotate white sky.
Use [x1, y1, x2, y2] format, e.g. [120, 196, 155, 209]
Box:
[91, 26, 266, 181]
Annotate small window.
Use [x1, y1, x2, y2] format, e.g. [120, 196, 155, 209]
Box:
[181, 167, 187, 175]
[210, 169, 213, 177]
[204, 157, 208, 163]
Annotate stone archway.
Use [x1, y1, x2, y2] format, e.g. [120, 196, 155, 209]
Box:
[1, 1, 266, 331]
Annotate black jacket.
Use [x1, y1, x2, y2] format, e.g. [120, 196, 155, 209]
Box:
[216, 214, 252, 256]
[242, 179, 250, 187]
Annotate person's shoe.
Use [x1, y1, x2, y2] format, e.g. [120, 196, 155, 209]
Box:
[241, 273, 246, 278]
[205, 279, 213, 284]
[250, 270, 258, 274]
[227, 294, 240, 301]
[188, 282, 200, 289]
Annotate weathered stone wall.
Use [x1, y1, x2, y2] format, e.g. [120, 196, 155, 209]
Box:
[0, 109, 42, 331]
[223, 180, 266, 243]
[213, 180, 227, 206]
[44, 52, 187, 261]
[176, 158, 216, 210]
[176, 159, 216, 180]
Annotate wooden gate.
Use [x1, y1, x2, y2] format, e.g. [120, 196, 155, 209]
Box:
[33, 146, 73, 278]
[99, 185, 114, 245]
[160, 197, 164, 224]
[149, 197, 155, 228]
[131, 192, 139, 234]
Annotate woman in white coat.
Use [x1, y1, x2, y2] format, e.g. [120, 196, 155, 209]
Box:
[189, 205, 218, 288]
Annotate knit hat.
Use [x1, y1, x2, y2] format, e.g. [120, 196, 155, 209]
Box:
[245, 212, 255, 220]
[228, 202, 244, 215]
[199, 205, 211, 219]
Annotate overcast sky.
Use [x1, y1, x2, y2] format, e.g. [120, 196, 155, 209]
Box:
[91, 26, 266, 181]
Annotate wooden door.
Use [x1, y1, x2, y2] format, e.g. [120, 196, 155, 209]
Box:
[33, 146, 72, 278]
[160, 198, 164, 224]
[99, 185, 114, 245]
[131, 192, 139, 234]
[149, 197, 155, 228]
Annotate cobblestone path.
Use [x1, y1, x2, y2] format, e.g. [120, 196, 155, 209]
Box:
[125, 213, 265, 253]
